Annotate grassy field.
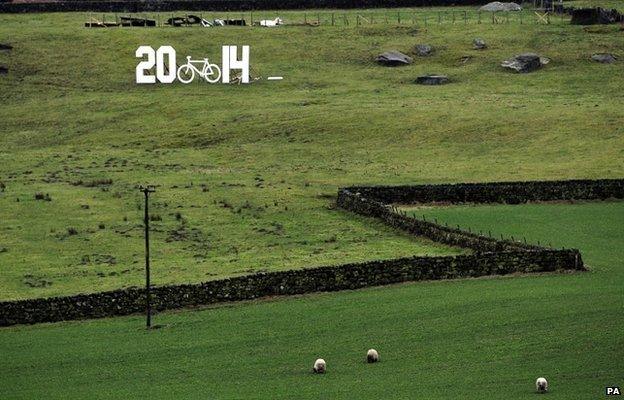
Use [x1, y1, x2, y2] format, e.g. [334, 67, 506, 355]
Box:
[1, 201, 622, 399]
[1, 10, 622, 300]
[405, 201, 624, 273]
[566, 0, 624, 10]
[0, 6, 623, 400]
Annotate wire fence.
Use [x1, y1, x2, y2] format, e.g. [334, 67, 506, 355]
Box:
[396, 206, 557, 249]
[85, 8, 570, 28]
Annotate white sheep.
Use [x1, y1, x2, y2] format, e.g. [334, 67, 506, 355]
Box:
[535, 377, 548, 393]
[313, 358, 326, 374]
[367, 349, 379, 363]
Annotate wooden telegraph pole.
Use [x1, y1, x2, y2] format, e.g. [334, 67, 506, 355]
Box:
[140, 185, 155, 328]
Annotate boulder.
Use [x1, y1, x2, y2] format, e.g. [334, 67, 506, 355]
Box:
[479, 2, 522, 12]
[0, 66, 7, 74]
[376, 51, 413, 66]
[414, 44, 433, 57]
[591, 53, 617, 63]
[0, 43, 12, 51]
[416, 75, 449, 85]
[501, 53, 549, 73]
[473, 38, 487, 50]
[571, 7, 623, 25]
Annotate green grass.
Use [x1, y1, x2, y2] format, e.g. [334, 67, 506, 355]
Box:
[566, 0, 624, 10]
[1, 202, 622, 399]
[0, 9, 623, 399]
[404, 201, 624, 272]
[2, 10, 622, 300]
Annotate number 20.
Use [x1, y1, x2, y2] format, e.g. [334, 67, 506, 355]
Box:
[135, 46, 176, 84]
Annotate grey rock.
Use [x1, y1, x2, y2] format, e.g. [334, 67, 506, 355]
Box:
[0, 66, 7, 74]
[501, 53, 550, 73]
[415, 44, 434, 57]
[376, 51, 413, 66]
[0, 44, 12, 51]
[473, 38, 487, 50]
[479, 2, 522, 12]
[591, 53, 617, 63]
[416, 75, 449, 85]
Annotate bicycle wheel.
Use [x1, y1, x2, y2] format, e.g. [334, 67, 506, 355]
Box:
[177, 64, 195, 84]
[204, 64, 222, 84]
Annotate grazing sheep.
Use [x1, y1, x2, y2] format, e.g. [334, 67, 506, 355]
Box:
[313, 358, 326, 374]
[367, 349, 379, 363]
[535, 377, 548, 393]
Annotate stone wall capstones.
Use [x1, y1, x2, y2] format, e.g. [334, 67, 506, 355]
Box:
[341, 179, 624, 205]
[0, 249, 583, 326]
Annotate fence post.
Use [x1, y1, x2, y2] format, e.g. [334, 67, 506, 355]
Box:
[331, 13, 334, 26]
[478, 10, 481, 24]
[438, 11, 441, 24]
[397, 11, 401, 24]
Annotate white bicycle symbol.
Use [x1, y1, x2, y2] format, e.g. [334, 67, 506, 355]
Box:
[176, 56, 222, 83]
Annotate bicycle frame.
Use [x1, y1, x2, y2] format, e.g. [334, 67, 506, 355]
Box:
[177, 55, 222, 84]
[183, 57, 214, 78]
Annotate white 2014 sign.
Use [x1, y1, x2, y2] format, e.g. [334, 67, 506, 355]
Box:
[135, 45, 250, 84]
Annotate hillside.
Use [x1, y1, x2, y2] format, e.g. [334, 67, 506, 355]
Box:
[1, 8, 623, 399]
[0, 10, 623, 301]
